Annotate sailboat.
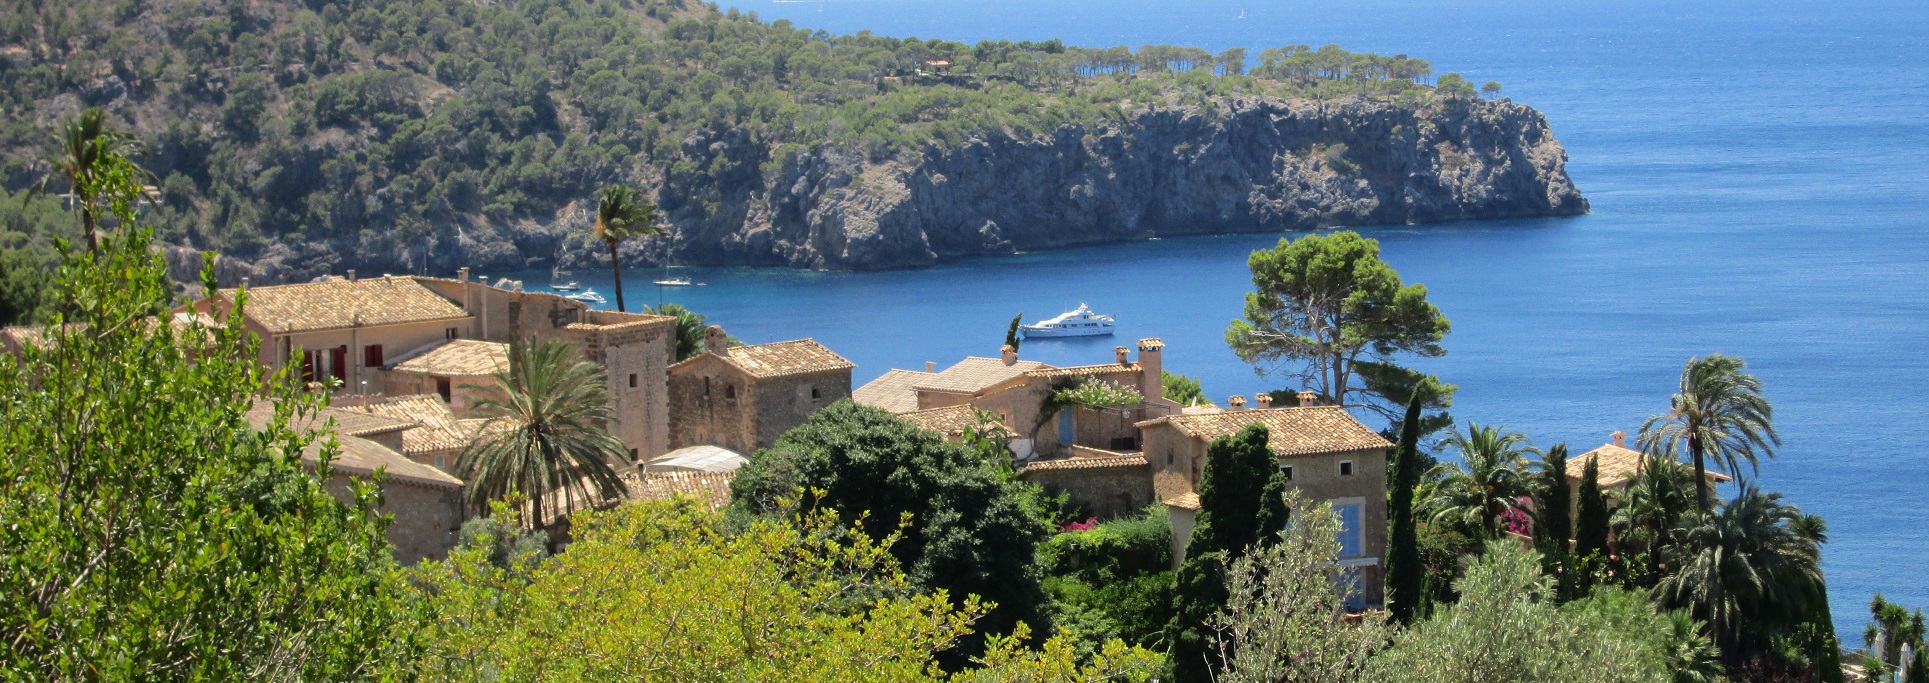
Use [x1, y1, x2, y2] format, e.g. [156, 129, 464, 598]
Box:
[653, 260, 691, 287]
[1236, 8, 1247, 19]
[550, 265, 580, 291]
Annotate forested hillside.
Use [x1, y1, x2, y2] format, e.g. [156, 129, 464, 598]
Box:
[0, 0, 1577, 289]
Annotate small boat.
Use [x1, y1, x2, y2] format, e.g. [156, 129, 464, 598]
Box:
[1236, 8, 1247, 19]
[653, 278, 692, 287]
[1020, 303, 1116, 338]
[565, 289, 606, 304]
[551, 281, 581, 291]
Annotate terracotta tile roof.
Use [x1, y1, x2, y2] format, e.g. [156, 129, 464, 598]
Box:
[854, 369, 935, 414]
[1026, 362, 1139, 379]
[388, 339, 509, 377]
[1163, 492, 1201, 511]
[1140, 406, 1393, 457]
[1020, 453, 1149, 472]
[350, 395, 478, 455]
[245, 402, 419, 439]
[913, 357, 1049, 395]
[1181, 404, 1225, 416]
[898, 404, 1004, 437]
[221, 276, 469, 333]
[1573, 443, 1733, 488]
[623, 470, 737, 510]
[680, 339, 854, 379]
[313, 435, 464, 489]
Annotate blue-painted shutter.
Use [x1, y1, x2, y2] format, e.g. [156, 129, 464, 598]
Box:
[1336, 503, 1363, 558]
[1057, 408, 1075, 445]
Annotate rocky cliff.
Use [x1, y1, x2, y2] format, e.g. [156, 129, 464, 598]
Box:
[638, 94, 1584, 271]
[194, 94, 1583, 283]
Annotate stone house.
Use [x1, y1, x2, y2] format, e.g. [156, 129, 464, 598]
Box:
[184, 270, 678, 462]
[1555, 430, 1734, 532]
[244, 403, 467, 564]
[340, 394, 489, 472]
[1141, 396, 1394, 606]
[1020, 454, 1156, 519]
[666, 326, 855, 453]
[855, 338, 1177, 459]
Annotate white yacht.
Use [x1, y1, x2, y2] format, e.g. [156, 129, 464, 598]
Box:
[1020, 303, 1116, 338]
[565, 288, 606, 304]
[653, 277, 692, 287]
[551, 281, 581, 291]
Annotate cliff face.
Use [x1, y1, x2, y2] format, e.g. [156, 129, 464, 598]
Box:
[206, 94, 1583, 282]
[649, 95, 1585, 271]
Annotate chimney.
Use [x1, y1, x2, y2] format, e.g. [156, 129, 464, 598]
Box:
[1297, 390, 1318, 407]
[704, 325, 728, 355]
[345, 269, 356, 281]
[457, 267, 470, 282]
[1114, 346, 1130, 365]
[1001, 344, 1017, 366]
[240, 276, 250, 288]
[1612, 430, 1627, 448]
[1227, 395, 1247, 411]
[1136, 338, 1164, 404]
[1255, 393, 1273, 409]
[925, 361, 936, 373]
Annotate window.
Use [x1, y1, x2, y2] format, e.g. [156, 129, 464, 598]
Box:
[445, 327, 458, 340]
[434, 455, 446, 469]
[628, 373, 638, 388]
[436, 377, 451, 403]
[810, 386, 822, 400]
[1339, 460, 1355, 476]
[629, 448, 639, 461]
[724, 385, 736, 400]
[1281, 465, 1294, 481]
[363, 344, 384, 368]
[1334, 501, 1364, 558]
[1165, 449, 1174, 466]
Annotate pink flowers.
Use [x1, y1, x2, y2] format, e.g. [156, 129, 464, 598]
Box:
[1060, 517, 1099, 532]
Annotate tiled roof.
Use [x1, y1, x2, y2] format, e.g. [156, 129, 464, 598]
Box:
[898, 404, 1003, 437]
[245, 402, 418, 439]
[1021, 453, 1149, 472]
[1163, 492, 1201, 511]
[1141, 406, 1393, 457]
[913, 357, 1049, 395]
[351, 395, 477, 455]
[681, 339, 854, 379]
[624, 470, 737, 510]
[1573, 443, 1733, 488]
[313, 435, 464, 489]
[854, 369, 935, 414]
[1026, 362, 1139, 379]
[388, 339, 509, 377]
[221, 276, 470, 333]
[1181, 404, 1225, 416]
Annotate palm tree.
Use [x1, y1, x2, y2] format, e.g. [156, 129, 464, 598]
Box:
[642, 303, 708, 361]
[1655, 485, 1824, 658]
[1639, 355, 1778, 510]
[1422, 423, 1536, 537]
[457, 339, 630, 529]
[1611, 449, 1698, 579]
[31, 108, 156, 254]
[592, 184, 663, 312]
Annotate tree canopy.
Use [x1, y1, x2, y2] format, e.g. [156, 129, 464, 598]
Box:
[728, 399, 1050, 662]
[1226, 230, 1452, 428]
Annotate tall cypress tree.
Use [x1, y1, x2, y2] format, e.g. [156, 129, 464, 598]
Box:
[1536, 444, 1572, 546]
[1384, 396, 1425, 624]
[1572, 454, 1611, 590]
[1166, 424, 1285, 683]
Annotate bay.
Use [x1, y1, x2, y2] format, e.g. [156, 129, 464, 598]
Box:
[520, 0, 1929, 638]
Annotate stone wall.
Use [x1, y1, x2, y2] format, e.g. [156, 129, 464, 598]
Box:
[750, 370, 851, 449]
[1021, 462, 1155, 520]
[324, 474, 465, 565]
[667, 357, 758, 453]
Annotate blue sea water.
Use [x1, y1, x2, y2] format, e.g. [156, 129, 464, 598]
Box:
[547, 0, 1929, 638]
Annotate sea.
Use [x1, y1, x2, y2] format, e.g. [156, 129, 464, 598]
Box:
[523, 0, 1929, 638]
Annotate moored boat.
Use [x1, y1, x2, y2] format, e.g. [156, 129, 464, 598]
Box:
[551, 281, 581, 291]
[1020, 303, 1116, 338]
[565, 288, 606, 304]
[653, 278, 692, 287]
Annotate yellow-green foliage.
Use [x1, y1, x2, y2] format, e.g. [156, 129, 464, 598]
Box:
[413, 499, 1162, 682]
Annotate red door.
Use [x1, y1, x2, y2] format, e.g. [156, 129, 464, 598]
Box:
[330, 346, 348, 382]
[302, 350, 318, 383]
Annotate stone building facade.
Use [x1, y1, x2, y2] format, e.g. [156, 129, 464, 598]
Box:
[667, 326, 854, 453]
[1139, 399, 1393, 606]
[1018, 452, 1156, 519]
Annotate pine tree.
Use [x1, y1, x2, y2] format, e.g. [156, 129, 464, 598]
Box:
[1385, 396, 1425, 624]
[1572, 454, 1611, 591]
[1166, 424, 1286, 682]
